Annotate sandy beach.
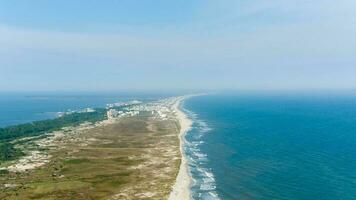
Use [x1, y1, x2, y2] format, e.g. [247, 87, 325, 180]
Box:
[168, 96, 193, 200]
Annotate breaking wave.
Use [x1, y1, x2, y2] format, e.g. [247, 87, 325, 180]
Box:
[183, 108, 220, 200]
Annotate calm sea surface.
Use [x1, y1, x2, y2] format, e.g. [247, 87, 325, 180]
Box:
[184, 93, 356, 200]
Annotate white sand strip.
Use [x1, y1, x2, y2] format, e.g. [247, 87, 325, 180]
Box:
[168, 96, 193, 200]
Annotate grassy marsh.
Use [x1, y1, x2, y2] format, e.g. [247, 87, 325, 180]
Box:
[0, 115, 180, 200]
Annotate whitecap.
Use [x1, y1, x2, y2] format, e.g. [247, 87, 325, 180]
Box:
[182, 108, 220, 200]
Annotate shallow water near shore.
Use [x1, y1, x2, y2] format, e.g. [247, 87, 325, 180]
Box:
[184, 92, 356, 200]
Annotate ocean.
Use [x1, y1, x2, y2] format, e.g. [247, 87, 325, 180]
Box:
[184, 92, 356, 200]
[2, 92, 356, 200]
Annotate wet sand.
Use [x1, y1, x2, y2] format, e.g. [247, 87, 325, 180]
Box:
[169, 96, 193, 200]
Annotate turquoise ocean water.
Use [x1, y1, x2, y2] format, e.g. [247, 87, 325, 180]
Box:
[184, 93, 356, 200]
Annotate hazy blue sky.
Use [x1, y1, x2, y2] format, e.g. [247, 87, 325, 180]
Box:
[0, 0, 355, 91]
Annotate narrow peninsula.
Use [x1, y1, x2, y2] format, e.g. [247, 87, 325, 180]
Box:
[0, 96, 192, 200]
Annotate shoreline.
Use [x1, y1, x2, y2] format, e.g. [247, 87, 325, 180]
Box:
[168, 96, 193, 200]
[1, 97, 191, 199]
[1, 96, 196, 199]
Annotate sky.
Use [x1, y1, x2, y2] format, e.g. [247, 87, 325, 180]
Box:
[0, 0, 355, 91]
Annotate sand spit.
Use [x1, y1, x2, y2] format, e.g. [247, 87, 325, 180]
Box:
[2, 96, 195, 199]
[168, 96, 193, 200]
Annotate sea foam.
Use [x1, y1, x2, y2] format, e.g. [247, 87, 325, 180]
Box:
[183, 108, 221, 200]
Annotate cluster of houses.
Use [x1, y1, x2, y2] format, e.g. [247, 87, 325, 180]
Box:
[107, 109, 140, 119]
[106, 98, 177, 121]
[106, 100, 142, 108]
